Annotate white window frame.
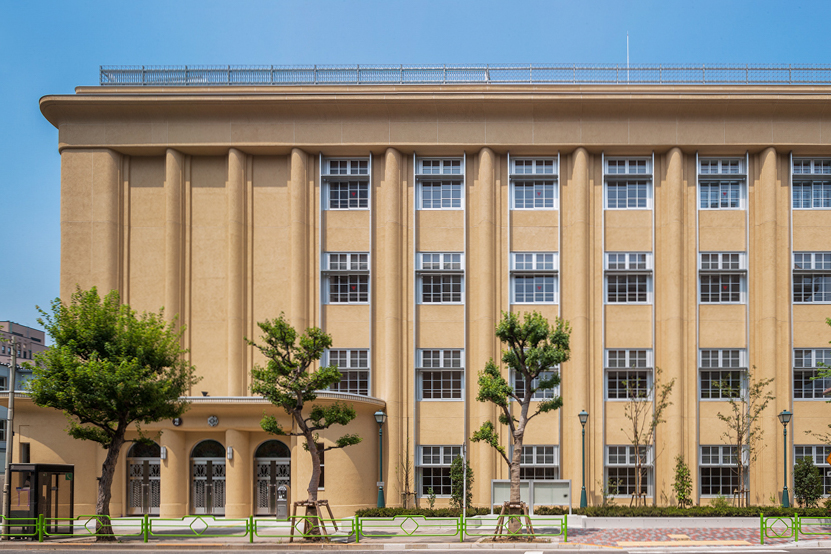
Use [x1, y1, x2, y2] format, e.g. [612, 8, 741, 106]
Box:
[794, 445, 831, 496]
[793, 252, 831, 304]
[699, 252, 747, 304]
[792, 159, 831, 210]
[510, 158, 558, 210]
[417, 349, 465, 401]
[794, 349, 831, 400]
[322, 252, 370, 304]
[604, 157, 653, 210]
[510, 252, 559, 304]
[325, 349, 370, 396]
[605, 445, 654, 498]
[604, 252, 653, 304]
[511, 368, 560, 401]
[322, 158, 370, 211]
[417, 252, 465, 305]
[699, 349, 747, 400]
[416, 157, 464, 210]
[604, 349, 653, 401]
[417, 445, 462, 498]
[699, 445, 748, 498]
[511, 444, 560, 480]
[699, 158, 745, 176]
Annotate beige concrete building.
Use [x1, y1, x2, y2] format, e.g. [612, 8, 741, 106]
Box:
[28, 66, 831, 517]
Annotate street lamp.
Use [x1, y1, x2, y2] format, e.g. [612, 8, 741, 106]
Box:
[374, 410, 387, 508]
[578, 410, 589, 508]
[778, 410, 792, 508]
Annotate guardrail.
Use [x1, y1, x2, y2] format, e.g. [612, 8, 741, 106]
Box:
[760, 513, 831, 544]
[100, 64, 831, 87]
[18, 513, 568, 543]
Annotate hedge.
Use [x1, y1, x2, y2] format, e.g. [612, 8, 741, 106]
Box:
[356, 506, 831, 518]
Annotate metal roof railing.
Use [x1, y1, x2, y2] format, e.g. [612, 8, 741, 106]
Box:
[99, 64, 831, 87]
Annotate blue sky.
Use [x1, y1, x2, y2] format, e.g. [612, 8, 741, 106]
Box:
[2, 0, 830, 333]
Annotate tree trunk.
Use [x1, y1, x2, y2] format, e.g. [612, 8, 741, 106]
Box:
[305, 430, 321, 504]
[95, 432, 126, 541]
[509, 436, 523, 502]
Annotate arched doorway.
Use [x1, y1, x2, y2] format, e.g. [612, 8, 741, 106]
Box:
[126, 442, 161, 515]
[254, 440, 291, 515]
[191, 440, 226, 515]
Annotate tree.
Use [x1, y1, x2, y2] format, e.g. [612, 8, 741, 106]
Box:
[672, 455, 693, 508]
[619, 366, 675, 506]
[28, 287, 198, 539]
[805, 317, 831, 444]
[794, 456, 824, 508]
[449, 455, 473, 511]
[715, 367, 774, 507]
[248, 315, 362, 511]
[396, 438, 416, 509]
[471, 311, 570, 505]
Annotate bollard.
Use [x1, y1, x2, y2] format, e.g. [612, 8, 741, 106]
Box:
[38, 514, 44, 543]
[143, 514, 149, 543]
[248, 516, 254, 544]
[355, 516, 360, 543]
[795, 513, 799, 543]
[563, 516, 567, 543]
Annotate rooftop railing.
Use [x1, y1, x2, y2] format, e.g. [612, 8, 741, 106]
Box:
[100, 64, 831, 87]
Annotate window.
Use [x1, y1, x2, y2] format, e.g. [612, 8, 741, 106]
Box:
[605, 445, 652, 497]
[510, 158, 557, 209]
[417, 158, 463, 210]
[513, 369, 559, 400]
[417, 253, 464, 304]
[418, 445, 461, 496]
[793, 159, 831, 209]
[0, 376, 6, 391]
[794, 252, 831, 303]
[700, 446, 745, 496]
[323, 159, 369, 210]
[324, 252, 369, 304]
[0, 420, 5, 442]
[519, 445, 560, 480]
[699, 253, 746, 303]
[510, 252, 558, 304]
[605, 252, 652, 303]
[794, 349, 831, 400]
[795, 446, 831, 495]
[327, 349, 369, 396]
[700, 349, 746, 400]
[316, 443, 325, 489]
[418, 350, 464, 400]
[699, 158, 745, 210]
[605, 158, 652, 209]
[606, 350, 652, 400]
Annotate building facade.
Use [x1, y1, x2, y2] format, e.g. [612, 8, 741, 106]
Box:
[31, 70, 831, 517]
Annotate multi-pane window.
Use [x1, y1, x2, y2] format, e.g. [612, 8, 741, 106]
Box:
[605, 158, 652, 209]
[327, 349, 369, 396]
[511, 158, 557, 210]
[0, 420, 5, 442]
[417, 158, 463, 210]
[418, 446, 461, 496]
[794, 252, 831, 303]
[325, 253, 369, 303]
[700, 446, 744, 496]
[418, 253, 464, 304]
[699, 159, 745, 210]
[700, 349, 746, 399]
[316, 443, 325, 488]
[793, 159, 831, 209]
[606, 350, 652, 400]
[511, 252, 558, 304]
[418, 350, 464, 400]
[794, 349, 831, 400]
[795, 446, 831, 495]
[699, 253, 746, 303]
[700, 182, 742, 209]
[519, 445, 560, 480]
[513, 369, 559, 400]
[0, 376, 6, 392]
[606, 446, 652, 497]
[324, 159, 369, 210]
[605, 252, 652, 303]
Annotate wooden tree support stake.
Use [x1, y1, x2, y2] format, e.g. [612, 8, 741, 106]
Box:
[289, 500, 337, 543]
[492, 501, 534, 540]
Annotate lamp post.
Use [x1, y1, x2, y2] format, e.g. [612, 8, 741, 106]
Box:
[578, 410, 589, 508]
[374, 410, 387, 508]
[778, 409, 792, 508]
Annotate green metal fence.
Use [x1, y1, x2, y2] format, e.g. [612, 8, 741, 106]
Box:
[760, 513, 831, 545]
[463, 514, 567, 542]
[356, 515, 461, 541]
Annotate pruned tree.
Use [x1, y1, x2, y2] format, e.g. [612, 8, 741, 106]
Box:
[715, 367, 774, 507]
[470, 311, 571, 506]
[248, 314, 362, 515]
[396, 438, 416, 508]
[28, 287, 198, 540]
[619, 366, 675, 506]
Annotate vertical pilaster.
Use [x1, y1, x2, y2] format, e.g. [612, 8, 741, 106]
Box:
[290, 148, 310, 331]
[562, 148, 590, 500]
[475, 147, 497, 503]
[225, 429, 251, 517]
[165, 149, 185, 322]
[160, 429, 187, 518]
[383, 147, 403, 505]
[228, 148, 246, 397]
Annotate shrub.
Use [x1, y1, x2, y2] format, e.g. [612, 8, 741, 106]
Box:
[449, 455, 474, 510]
[794, 456, 824, 508]
[355, 507, 490, 518]
[672, 455, 693, 508]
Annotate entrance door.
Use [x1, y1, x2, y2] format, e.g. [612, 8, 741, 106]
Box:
[126, 442, 161, 515]
[254, 459, 290, 515]
[191, 459, 226, 515]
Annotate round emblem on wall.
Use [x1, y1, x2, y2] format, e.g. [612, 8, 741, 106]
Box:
[207, 415, 219, 427]
[172, 418, 182, 427]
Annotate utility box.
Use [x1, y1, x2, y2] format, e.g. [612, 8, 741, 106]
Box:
[275, 485, 289, 520]
[7, 463, 75, 539]
[491, 479, 571, 515]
